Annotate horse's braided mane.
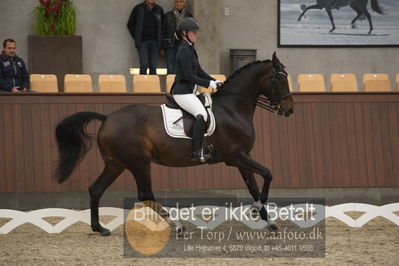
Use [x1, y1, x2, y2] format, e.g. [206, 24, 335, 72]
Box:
[214, 59, 271, 95]
[224, 59, 271, 85]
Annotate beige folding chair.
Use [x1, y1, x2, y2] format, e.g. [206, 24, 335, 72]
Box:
[98, 75, 127, 92]
[287, 74, 294, 92]
[130, 68, 167, 75]
[30, 74, 58, 92]
[330, 73, 358, 92]
[363, 73, 391, 92]
[297, 74, 326, 92]
[166, 74, 176, 93]
[64, 74, 93, 92]
[199, 74, 227, 93]
[132, 75, 161, 93]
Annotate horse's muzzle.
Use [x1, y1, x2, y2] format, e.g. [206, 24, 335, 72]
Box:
[280, 107, 294, 117]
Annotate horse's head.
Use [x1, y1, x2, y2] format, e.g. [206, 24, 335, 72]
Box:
[258, 52, 294, 117]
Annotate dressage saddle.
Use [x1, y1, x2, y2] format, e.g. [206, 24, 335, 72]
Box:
[165, 93, 212, 138]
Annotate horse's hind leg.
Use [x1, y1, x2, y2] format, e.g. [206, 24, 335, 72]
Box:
[350, 4, 362, 29]
[128, 162, 185, 234]
[352, 3, 373, 34]
[363, 9, 373, 34]
[325, 8, 336, 32]
[89, 160, 125, 236]
[298, 4, 323, 22]
[129, 162, 155, 202]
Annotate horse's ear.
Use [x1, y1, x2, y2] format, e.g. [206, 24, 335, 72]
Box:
[272, 52, 285, 69]
[272, 52, 280, 68]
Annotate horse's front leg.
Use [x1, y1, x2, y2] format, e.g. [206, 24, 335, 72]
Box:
[238, 168, 260, 202]
[227, 153, 278, 231]
[238, 166, 271, 205]
[298, 4, 323, 21]
[238, 168, 277, 229]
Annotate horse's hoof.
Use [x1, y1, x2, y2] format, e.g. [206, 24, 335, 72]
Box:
[92, 226, 111, 236]
[100, 228, 111, 236]
[250, 208, 260, 219]
[267, 223, 279, 232]
[300, 4, 306, 11]
[329, 28, 335, 33]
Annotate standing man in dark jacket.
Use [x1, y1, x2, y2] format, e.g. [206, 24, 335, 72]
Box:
[127, 0, 164, 75]
[163, 0, 192, 74]
[0, 39, 30, 93]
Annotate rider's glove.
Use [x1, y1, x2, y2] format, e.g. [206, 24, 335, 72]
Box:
[215, 80, 223, 87]
[209, 80, 218, 89]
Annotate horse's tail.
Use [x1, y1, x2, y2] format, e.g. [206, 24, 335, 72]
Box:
[370, 0, 383, 15]
[54, 112, 107, 184]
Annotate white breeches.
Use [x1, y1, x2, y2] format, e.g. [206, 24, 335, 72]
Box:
[173, 93, 208, 122]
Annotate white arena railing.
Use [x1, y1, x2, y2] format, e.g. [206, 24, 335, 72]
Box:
[0, 203, 398, 234]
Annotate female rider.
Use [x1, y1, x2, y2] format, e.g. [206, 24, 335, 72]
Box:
[171, 17, 222, 163]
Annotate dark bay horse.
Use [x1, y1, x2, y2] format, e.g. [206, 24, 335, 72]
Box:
[297, 0, 383, 34]
[54, 53, 294, 236]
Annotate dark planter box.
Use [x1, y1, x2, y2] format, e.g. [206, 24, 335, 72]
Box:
[28, 35, 82, 91]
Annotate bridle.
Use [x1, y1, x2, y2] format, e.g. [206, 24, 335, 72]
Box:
[272, 70, 292, 101]
[257, 69, 292, 113]
[217, 68, 292, 114]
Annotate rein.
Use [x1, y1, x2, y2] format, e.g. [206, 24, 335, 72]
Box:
[217, 70, 291, 114]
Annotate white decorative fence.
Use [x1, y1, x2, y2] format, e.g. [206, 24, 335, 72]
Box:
[0, 203, 398, 234]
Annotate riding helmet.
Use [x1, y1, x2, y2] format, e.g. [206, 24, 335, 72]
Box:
[177, 17, 200, 32]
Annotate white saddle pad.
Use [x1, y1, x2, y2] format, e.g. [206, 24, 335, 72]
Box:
[161, 93, 216, 139]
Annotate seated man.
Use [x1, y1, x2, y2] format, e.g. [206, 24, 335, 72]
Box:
[0, 39, 30, 93]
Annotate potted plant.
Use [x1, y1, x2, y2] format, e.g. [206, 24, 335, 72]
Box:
[28, 0, 82, 91]
[35, 0, 76, 35]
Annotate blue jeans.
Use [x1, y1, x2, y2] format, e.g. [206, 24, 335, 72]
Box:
[138, 40, 159, 75]
[165, 47, 178, 74]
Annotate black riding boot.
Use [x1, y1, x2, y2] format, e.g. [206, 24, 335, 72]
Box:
[191, 115, 212, 163]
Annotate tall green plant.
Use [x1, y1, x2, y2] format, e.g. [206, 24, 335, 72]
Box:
[35, 0, 76, 35]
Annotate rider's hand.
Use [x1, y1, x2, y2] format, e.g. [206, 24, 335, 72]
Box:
[215, 80, 223, 87]
[209, 80, 218, 89]
[11, 86, 21, 93]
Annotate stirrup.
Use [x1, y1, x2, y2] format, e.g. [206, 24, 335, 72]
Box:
[191, 149, 212, 163]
